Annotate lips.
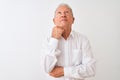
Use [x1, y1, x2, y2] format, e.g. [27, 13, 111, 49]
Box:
[61, 18, 67, 21]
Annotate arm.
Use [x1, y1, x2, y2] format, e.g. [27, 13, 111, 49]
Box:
[44, 37, 61, 73]
[44, 26, 64, 73]
[64, 38, 96, 79]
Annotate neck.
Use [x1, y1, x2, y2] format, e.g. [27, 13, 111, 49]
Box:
[62, 27, 71, 40]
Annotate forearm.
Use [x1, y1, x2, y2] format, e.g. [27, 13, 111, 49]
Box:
[44, 38, 61, 73]
[64, 59, 96, 79]
[44, 49, 61, 73]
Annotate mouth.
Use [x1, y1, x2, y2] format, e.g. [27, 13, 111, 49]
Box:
[61, 18, 67, 22]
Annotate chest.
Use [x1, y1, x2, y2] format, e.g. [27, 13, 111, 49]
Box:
[57, 38, 83, 66]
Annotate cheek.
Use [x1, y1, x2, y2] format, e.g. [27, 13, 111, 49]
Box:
[55, 18, 60, 23]
[54, 19, 60, 25]
[68, 19, 73, 23]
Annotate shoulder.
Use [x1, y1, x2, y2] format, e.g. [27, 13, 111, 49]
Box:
[72, 30, 89, 41]
[72, 31, 92, 49]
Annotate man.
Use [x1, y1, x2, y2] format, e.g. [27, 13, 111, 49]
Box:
[44, 3, 96, 80]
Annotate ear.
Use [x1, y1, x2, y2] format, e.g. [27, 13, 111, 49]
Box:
[53, 18, 55, 23]
[72, 17, 75, 23]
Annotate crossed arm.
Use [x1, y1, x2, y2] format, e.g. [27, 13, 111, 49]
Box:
[44, 26, 96, 79]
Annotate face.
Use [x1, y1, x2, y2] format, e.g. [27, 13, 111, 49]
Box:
[53, 6, 74, 28]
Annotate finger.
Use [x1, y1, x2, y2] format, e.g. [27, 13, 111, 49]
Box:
[50, 73, 58, 77]
[49, 72, 54, 76]
[49, 72, 58, 77]
[56, 26, 64, 30]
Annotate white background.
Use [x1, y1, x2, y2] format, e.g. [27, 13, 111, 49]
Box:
[0, 0, 120, 80]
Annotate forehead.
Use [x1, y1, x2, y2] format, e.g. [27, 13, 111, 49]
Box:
[55, 6, 71, 12]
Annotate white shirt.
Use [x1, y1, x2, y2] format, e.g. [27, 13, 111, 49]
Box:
[44, 31, 96, 80]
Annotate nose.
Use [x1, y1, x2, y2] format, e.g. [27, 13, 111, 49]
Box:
[61, 12, 66, 17]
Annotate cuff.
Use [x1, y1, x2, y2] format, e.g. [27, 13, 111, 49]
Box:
[64, 67, 72, 78]
[48, 38, 59, 49]
[48, 38, 61, 56]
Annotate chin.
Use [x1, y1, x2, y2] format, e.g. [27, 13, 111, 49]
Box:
[60, 23, 67, 27]
[59, 25, 65, 27]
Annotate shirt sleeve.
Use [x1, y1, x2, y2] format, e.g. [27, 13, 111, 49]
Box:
[64, 38, 96, 79]
[44, 37, 61, 73]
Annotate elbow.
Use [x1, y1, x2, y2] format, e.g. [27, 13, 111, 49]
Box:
[44, 60, 53, 73]
[89, 70, 96, 77]
[88, 60, 96, 77]
[88, 65, 96, 77]
[44, 56, 56, 73]
[44, 67, 51, 73]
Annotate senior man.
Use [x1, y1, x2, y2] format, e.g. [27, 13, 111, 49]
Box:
[44, 3, 96, 80]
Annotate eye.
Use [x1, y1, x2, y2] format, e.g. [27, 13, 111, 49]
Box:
[57, 11, 62, 14]
[65, 11, 69, 13]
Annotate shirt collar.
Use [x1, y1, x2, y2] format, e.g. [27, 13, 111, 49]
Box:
[61, 30, 75, 40]
[69, 30, 74, 39]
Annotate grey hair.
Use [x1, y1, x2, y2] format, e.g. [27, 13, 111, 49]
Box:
[54, 3, 74, 16]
